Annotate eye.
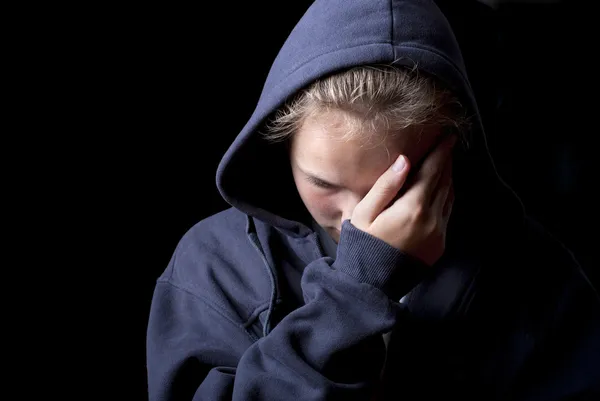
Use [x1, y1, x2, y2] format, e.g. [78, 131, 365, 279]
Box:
[308, 176, 336, 190]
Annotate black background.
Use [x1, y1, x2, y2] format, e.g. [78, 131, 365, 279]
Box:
[48, 1, 596, 399]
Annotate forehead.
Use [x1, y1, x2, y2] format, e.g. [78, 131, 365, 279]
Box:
[291, 110, 441, 171]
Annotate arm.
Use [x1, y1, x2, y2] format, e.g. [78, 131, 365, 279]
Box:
[146, 221, 425, 401]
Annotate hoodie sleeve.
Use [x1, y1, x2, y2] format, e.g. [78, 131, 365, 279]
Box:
[146, 220, 426, 401]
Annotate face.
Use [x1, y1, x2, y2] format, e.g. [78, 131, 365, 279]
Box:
[290, 109, 444, 243]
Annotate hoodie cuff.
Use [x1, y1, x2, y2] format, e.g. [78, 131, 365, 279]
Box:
[332, 220, 428, 301]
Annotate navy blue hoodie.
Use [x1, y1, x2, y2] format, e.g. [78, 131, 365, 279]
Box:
[146, 0, 600, 399]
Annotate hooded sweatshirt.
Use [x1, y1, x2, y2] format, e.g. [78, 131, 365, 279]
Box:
[146, 1, 600, 400]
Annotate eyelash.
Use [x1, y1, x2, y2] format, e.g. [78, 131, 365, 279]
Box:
[309, 177, 335, 190]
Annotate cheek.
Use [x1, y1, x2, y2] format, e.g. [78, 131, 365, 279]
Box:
[296, 184, 339, 219]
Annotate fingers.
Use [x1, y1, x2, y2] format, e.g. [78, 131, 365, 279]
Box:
[410, 134, 457, 204]
[432, 154, 453, 215]
[443, 182, 454, 219]
[352, 154, 411, 226]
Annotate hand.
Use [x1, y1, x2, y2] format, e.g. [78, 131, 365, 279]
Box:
[350, 134, 457, 266]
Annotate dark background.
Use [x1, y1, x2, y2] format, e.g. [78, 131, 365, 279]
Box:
[64, 1, 595, 399]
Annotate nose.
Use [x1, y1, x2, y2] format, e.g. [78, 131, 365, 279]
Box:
[339, 194, 362, 227]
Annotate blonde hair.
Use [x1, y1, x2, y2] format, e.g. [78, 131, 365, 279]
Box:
[260, 65, 471, 148]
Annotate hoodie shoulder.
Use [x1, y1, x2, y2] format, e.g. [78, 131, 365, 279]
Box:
[523, 216, 590, 281]
[157, 207, 273, 326]
[519, 216, 599, 323]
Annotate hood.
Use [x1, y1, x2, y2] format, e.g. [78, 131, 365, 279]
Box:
[216, 0, 525, 243]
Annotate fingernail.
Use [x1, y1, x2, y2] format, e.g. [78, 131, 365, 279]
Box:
[392, 156, 406, 172]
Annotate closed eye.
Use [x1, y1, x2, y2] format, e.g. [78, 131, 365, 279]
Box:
[306, 175, 338, 190]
